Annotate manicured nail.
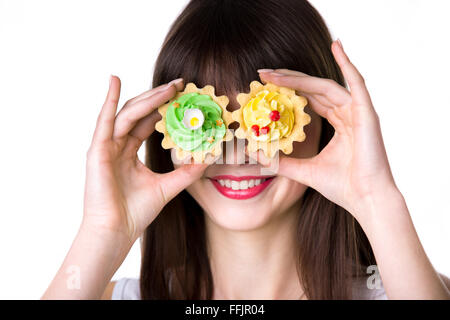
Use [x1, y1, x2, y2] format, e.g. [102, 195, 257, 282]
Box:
[257, 69, 274, 73]
[336, 38, 343, 49]
[168, 78, 183, 86]
[270, 71, 285, 76]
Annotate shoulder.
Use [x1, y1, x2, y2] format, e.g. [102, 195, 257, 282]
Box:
[351, 272, 450, 299]
[110, 277, 141, 300]
[107, 276, 391, 300]
[352, 277, 387, 300]
[439, 273, 450, 290]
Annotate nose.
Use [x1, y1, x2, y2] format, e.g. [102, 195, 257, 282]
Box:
[226, 94, 241, 112]
[220, 136, 252, 165]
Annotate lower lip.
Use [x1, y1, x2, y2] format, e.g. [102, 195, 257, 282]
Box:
[210, 178, 274, 200]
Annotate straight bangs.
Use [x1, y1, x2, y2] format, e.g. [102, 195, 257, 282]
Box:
[152, 0, 342, 99]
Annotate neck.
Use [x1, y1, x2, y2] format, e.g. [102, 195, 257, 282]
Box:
[206, 201, 304, 299]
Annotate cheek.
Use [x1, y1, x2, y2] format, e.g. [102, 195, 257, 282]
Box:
[271, 176, 308, 214]
[290, 107, 322, 159]
[185, 180, 204, 203]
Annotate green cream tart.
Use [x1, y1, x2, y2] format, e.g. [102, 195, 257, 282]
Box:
[165, 93, 226, 152]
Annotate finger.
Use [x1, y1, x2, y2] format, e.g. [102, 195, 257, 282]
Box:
[158, 163, 208, 201]
[119, 79, 184, 149]
[112, 83, 177, 140]
[306, 95, 348, 133]
[278, 155, 316, 187]
[124, 110, 161, 153]
[124, 78, 184, 109]
[259, 70, 348, 133]
[258, 70, 334, 120]
[331, 40, 371, 104]
[92, 75, 121, 143]
[259, 70, 351, 107]
[261, 68, 310, 79]
[273, 68, 348, 103]
[303, 93, 332, 118]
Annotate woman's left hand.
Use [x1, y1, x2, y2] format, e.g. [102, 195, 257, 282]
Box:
[258, 40, 399, 223]
[259, 40, 450, 299]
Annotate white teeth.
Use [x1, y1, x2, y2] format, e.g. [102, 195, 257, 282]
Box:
[231, 181, 240, 190]
[216, 178, 271, 190]
[239, 180, 248, 190]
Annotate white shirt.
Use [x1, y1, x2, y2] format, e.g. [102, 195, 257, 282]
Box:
[111, 277, 387, 300]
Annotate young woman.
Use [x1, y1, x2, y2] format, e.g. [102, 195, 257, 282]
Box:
[43, 0, 450, 299]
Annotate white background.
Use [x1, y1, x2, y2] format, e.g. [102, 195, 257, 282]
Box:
[0, 0, 449, 299]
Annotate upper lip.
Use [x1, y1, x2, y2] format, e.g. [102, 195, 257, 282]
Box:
[209, 175, 276, 181]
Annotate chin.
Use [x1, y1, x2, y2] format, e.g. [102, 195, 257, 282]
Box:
[187, 176, 308, 232]
[204, 199, 278, 231]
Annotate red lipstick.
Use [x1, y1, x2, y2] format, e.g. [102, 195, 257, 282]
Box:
[209, 175, 275, 200]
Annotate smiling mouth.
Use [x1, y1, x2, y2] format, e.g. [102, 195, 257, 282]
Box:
[209, 175, 275, 200]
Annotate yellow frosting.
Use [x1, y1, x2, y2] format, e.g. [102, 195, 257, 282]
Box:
[243, 90, 294, 141]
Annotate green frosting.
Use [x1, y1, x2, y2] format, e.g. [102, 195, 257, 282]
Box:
[165, 93, 226, 151]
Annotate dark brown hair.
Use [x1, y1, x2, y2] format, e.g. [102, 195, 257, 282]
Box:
[141, 0, 375, 299]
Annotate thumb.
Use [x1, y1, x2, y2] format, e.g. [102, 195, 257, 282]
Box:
[158, 163, 208, 201]
[278, 156, 315, 187]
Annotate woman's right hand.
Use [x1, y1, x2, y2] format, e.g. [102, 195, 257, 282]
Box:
[82, 76, 207, 243]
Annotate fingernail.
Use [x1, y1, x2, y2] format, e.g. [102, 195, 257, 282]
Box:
[270, 71, 285, 76]
[257, 69, 274, 73]
[168, 78, 183, 86]
[109, 75, 113, 86]
[336, 38, 343, 49]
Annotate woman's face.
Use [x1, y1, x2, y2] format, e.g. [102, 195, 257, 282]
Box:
[173, 92, 322, 231]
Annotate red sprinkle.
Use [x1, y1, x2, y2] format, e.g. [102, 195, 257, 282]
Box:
[251, 125, 260, 136]
[260, 126, 270, 135]
[269, 110, 280, 121]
